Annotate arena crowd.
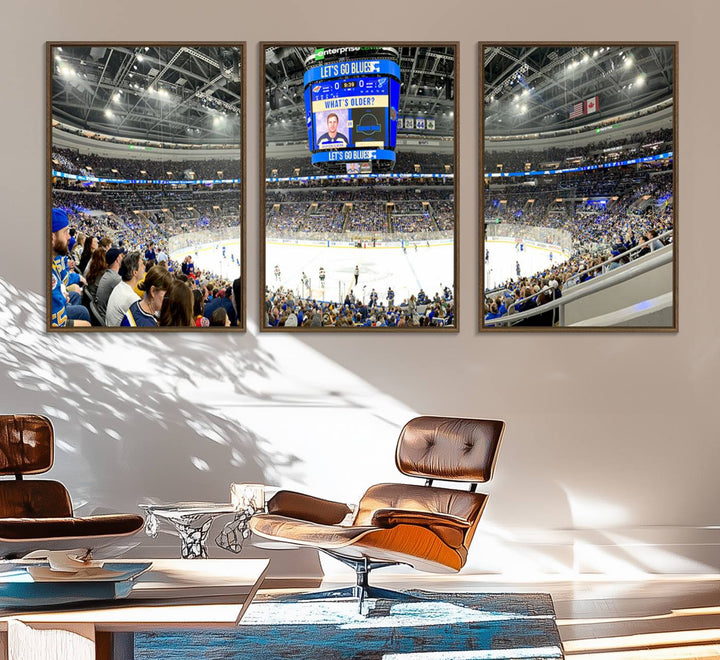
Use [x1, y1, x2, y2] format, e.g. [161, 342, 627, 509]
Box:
[50, 200, 241, 329]
[264, 284, 454, 329]
[483, 168, 673, 326]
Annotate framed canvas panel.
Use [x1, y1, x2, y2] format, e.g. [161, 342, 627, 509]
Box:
[261, 43, 458, 331]
[480, 43, 677, 331]
[48, 43, 245, 331]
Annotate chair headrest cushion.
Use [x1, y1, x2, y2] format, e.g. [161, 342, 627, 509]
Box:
[396, 416, 504, 483]
[0, 415, 54, 475]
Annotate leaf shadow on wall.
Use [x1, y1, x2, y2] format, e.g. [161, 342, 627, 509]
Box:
[0, 279, 311, 514]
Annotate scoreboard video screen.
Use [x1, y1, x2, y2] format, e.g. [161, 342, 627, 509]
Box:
[303, 59, 401, 167]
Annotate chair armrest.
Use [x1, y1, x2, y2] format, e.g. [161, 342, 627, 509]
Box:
[371, 509, 471, 548]
[267, 490, 353, 526]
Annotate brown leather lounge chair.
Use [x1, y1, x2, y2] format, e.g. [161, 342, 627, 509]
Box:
[0, 415, 145, 559]
[250, 416, 504, 609]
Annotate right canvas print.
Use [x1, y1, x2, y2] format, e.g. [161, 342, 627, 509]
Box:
[481, 44, 676, 330]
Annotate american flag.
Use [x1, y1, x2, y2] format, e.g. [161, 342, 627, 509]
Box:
[569, 101, 585, 119]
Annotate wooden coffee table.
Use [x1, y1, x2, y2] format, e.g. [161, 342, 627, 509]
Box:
[0, 558, 269, 660]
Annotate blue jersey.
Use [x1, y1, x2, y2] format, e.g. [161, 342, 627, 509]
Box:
[51, 256, 68, 327]
[317, 132, 349, 149]
[61, 256, 81, 287]
[121, 300, 157, 327]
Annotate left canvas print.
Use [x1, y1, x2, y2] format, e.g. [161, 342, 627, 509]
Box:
[48, 43, 245, 330]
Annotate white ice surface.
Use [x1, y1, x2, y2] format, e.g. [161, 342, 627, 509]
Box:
[170, 238, 242, 282]
[266, 240, 454, 306]
[484, 239, 570, 291]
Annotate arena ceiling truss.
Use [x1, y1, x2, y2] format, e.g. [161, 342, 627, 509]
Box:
[51, 45, 243, 145]
[264, 45, 456, 141]
[483, 45, 674, 134]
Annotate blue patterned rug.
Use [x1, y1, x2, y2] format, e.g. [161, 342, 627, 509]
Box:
[135, 590, 563, 659]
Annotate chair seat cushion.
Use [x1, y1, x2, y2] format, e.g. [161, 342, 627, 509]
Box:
[250, 513, 465, 573]
[250, 514, 374, 548]
[0, 514, 145, 541]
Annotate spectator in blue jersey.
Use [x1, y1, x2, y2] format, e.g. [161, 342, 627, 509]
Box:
[484, 302, 500, 322]
[317, 113, 349, 149]
[51, 208, 90, 327]
[181, 255, 196, 279]
[144, 242, 156, 263]
[122, 265, 173, 327]
[56, 254, 86, 319]
[203, 284, 237, 326]
[52, 223, 88, 321]
[68, 227, 77, 254]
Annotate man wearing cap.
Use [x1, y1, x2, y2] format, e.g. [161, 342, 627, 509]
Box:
[94, 247, 124, 325]
[51, 208, 90, 328]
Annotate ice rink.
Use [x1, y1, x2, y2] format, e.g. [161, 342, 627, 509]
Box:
[171, 235, 566, 302]
[170, 238, 242, 282]
[267, 240, 453, 306]
[484, 239, 570, 291]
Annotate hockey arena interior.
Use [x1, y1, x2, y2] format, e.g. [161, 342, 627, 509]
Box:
[50, 45, 243, 329]
[263, 45, 456, 329]
[483, 45, 674, 329]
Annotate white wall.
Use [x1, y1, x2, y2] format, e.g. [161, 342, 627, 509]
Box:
[1, 0, 718, 578]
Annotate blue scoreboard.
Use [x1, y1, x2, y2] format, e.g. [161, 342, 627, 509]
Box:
[303, 59, 401, 167]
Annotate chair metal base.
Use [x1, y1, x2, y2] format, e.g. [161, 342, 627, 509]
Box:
[274, 551, 422, 614]
[273, 584, 424, 614]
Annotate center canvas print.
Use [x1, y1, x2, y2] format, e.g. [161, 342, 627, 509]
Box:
[262, 44, 457, 331]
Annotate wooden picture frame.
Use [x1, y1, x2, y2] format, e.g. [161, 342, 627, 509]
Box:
[261, 43, 458, 331]
[480, 43, 677, 331]
[47, 42, 246, 331]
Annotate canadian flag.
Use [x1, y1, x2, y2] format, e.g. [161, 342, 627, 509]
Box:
[585, 95, 599, 114]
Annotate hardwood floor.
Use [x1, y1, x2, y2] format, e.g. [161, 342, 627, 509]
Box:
[272, 573, 720, 659]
